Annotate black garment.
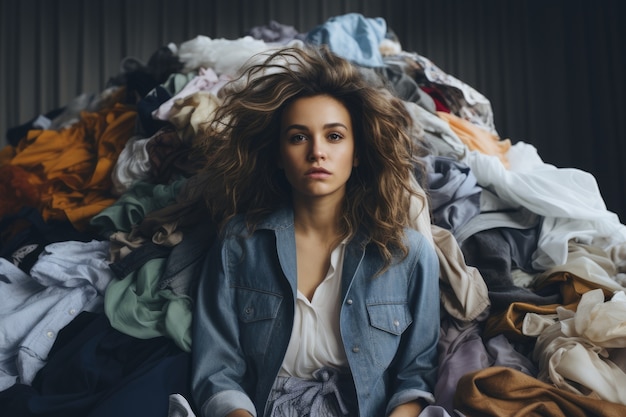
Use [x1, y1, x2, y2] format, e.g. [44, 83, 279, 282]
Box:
[5, 108, 65, 146]
[0, 311, 191, 417]
[0, 207, 100, 273]
[461, 227, 560, 311]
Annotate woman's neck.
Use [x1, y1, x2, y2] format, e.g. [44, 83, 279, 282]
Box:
[292, 196, 343, 242]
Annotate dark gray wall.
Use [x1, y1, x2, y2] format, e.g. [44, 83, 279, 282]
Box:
[2, 0, 624, 221]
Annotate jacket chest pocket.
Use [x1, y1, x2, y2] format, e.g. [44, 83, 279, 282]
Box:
[366, 302, 413, 368]
[236, 287, 283, 356]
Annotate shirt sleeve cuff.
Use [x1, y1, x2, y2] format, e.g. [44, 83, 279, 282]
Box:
[201, 389, 257, 417]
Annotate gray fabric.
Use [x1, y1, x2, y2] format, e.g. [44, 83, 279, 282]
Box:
[267, 368, 353, 417]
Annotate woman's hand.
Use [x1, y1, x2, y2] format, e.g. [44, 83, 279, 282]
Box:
[225, 410, 254, 417]
[388, 400, 424, 417]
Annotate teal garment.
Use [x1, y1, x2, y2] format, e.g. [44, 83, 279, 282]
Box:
[91, 178, 193, 352]
[90, 179, 186, 236]
[159, 71, 198, 97]
[104, 257, 193, 352]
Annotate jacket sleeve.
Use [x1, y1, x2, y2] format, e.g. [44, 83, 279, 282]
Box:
[191, 236, 257, 417]
[386, 231, 441, 415]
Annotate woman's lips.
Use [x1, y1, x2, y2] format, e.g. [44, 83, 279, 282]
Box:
[305, 167, 331, 178]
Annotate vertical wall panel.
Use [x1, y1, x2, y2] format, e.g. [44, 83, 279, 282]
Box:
[1, 0, 625, 220]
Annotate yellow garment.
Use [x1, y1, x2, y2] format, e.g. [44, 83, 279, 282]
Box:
[437, 111, 511, 168]
[9, 103, 137, 230]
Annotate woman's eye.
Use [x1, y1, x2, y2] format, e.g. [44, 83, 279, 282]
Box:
[328, 133, 343, 141]
[290, 134, 307, 143]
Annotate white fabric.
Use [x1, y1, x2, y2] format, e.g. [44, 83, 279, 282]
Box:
[176, 35, 303, 77]
[153, 67, 230, 121]
[531, 289, 626, 404]
[463, 142, 626, 270]
[168, 393, 197, 417]
[561, 289, 626, 348]
[111, 136, 152, 195]
[279, 242, 348, 378]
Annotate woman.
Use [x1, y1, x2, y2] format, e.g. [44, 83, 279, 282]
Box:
[191, 45, 440, 417]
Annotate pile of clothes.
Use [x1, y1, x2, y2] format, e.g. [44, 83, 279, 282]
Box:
[2, 12, 626, 417]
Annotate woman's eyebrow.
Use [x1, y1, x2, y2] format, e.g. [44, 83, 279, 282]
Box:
[282, 122, 349, 134]
[282, 124, 308, 134]
[323, 122, 348, 130]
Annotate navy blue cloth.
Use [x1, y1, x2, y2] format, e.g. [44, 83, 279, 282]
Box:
[0, 311, 191, 417]
[0, 207, 100, 273]
[136, 86, 173, 137]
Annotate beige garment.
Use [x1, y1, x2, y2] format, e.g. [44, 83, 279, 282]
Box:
[166, 91, 222, 142]
[533, 241, 626, 294]
[531, 289, 626, 404]
[431, 225, 490, 321]
[410, 180, 490, 322]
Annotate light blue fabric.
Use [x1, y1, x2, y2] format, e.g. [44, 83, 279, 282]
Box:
[305, 13, 387, 68]
[191, 206, 440, 417]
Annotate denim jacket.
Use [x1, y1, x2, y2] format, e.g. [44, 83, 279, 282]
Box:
[191, 207, 440, 417]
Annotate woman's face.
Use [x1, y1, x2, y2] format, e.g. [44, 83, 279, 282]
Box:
[279, 94, 358, 204]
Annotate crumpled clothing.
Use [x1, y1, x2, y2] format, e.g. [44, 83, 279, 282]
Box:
[401, 51, 498, 135]
[455, 366, 626, 417]
[111, 136, 152, 195]
[7, 103, 137, 230]
[432, 225, 490, 322]
[529, 289, 626, 404]
[268, 367, 352, 417]
[463, 141, 626, 270]
[167, 91, 222, 142]
[176, 35, 273, 75]
[438, 111, 511, 168]
[0, 240, 112, 390]
[246, 20, 302, 44]
[306, 13, 387, 67]
[153, 67, 230, 121]
[422, 155, 481, 235]
[403, 101, 467, 160]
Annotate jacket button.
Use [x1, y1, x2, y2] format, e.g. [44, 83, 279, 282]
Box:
[393, 319, 400, 327]
[352, 346, 360, 353]
[346, 299, 353, 305]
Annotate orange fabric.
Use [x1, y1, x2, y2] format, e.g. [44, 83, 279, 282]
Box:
[437, 111, 511, 168]
[0, 164, 43, 219]
[0, 145, 15, 165]
[8, 103, 137, 230]
[454, 366, 626, 417]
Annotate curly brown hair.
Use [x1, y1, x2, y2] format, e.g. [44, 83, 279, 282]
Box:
[194, 45, 426, 266]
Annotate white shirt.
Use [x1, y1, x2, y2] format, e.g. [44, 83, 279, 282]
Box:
[278, 242, 349, 378]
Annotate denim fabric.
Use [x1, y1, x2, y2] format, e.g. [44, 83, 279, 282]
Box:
[192, 206, 440, 417]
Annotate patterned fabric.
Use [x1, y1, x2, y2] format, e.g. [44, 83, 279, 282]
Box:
[267, 367, 355, 416]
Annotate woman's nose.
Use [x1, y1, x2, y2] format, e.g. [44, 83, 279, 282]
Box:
[308, 138, 327, 161]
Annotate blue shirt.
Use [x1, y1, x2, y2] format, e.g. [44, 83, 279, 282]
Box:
[191, 206, 440, 417]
